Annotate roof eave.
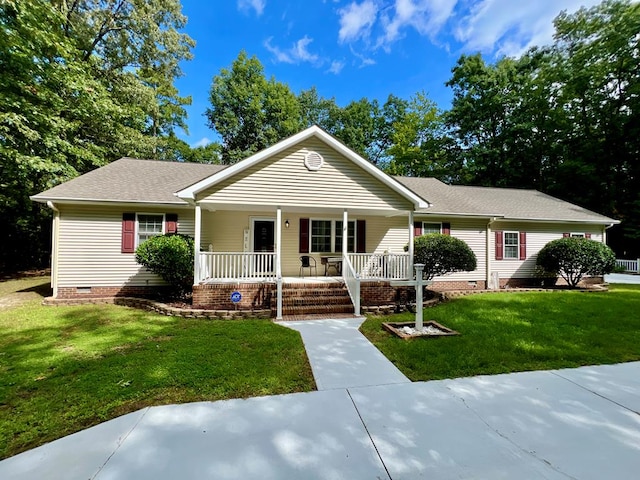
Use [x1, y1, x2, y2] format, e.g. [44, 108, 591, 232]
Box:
[30, 196, 190, 207]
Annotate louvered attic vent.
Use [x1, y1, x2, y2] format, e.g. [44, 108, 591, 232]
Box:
[304, 151, 324, 171]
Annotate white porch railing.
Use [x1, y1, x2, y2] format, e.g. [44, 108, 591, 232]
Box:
[348, 253, 410, 279]
[342, 255, 360, 315]
[616, 258, 640, 274]
[198, 252, 277, 282]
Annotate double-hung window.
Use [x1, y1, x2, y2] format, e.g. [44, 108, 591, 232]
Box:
[503, 232, 519, 259]
[422, 222, 441, 234]
[310, 219, 355, 253]
[137, 214, 164, 245]
[311, 220, 332, 253]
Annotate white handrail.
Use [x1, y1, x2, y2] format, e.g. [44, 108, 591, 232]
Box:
[348, 253, 410, 279]
[342, 255, 361, 315]
[616, 258, 640, 274]
[197, 252, 277, 282]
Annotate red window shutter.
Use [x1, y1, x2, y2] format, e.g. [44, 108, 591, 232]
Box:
[585, 232, 592, 239]
[121, 213, 136, 253]
[165, 213, 178, 234]
[495, 231, 503, 260]
[519, 231, 527, 260]
[299, 218, 309, 253]
[356, 220, 366, 253]
[563, 233, 570, 238]
[442, 222, 451, 236]
[414, 221, 423, 236]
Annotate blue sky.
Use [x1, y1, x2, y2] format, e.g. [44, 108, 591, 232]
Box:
[176, 0, 603, 148]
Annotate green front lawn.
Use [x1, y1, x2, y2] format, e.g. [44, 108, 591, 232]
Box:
[361, 285, 640, 381]
[0, 278, 314, 459]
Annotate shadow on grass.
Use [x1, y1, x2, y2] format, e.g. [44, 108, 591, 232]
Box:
[16, 281, 53, 297]
[0, 304, 315, 459]
[361, 288, 640, 382]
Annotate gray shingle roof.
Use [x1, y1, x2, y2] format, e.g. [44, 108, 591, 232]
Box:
[395, 176, 616, 223]
[32, 158, 227, 205]
[32, 157, 616, 224]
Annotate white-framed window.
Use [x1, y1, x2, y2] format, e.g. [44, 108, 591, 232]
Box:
[309, 219, 356, 253]
[570, 233, 585, 238]
[503, 231, 519, 259]
[136, 213, 164, 246]
[422, 222, 442, 234]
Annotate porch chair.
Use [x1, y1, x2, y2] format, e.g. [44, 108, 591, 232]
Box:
[299, 255, 317, 277]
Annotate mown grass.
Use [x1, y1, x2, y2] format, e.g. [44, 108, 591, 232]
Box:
[0, 278, 314, 459]
[361, 285, 640, 381]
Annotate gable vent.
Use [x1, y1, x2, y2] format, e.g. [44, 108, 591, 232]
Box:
[304, 151, 324, 171]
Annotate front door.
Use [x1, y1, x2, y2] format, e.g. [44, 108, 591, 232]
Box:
[253, 220, 275, 252]
[252, 219, 275, 274]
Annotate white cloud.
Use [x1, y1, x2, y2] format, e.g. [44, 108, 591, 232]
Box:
[377, 0, 457, 49]
[338, 1, 379, 43]
[264, 36, 320, 65]
[327, 60, 345, 74]
[350, 46, 376, 67]
[192, 137, 212, 148]
[454, 0, 605, 57]
[237, 0, 265, 16]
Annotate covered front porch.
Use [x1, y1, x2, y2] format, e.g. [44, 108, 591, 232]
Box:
[191, 205, 417, 319]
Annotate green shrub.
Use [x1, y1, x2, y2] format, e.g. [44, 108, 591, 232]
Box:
[536, 237, 615, 287]
[135, 234, 194, 297]
[407, 234, 477, 280]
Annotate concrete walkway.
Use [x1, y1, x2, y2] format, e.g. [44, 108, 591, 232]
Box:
[2, 313, 640, 479]
[279, 317, 410, 390]
[605, 273, 640, 284]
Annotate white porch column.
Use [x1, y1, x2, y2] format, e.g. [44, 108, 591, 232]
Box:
[408, 211, 415, 279]
[193, 204, 201, 285]
[276, 206, 283, 320]
[276, 206, 282, 277]
[486, 219, 493, 289]
[342, 209, 349, 260]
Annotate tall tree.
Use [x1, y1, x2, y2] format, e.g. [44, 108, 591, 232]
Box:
[206, 51, 302, 164]
[0, 0, 194, 272]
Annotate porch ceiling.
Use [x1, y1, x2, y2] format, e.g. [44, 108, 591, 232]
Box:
[198, 201, 412, 217]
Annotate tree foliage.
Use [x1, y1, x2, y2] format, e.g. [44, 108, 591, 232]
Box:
[0, 0, 194, 272]
[410, 234, 477, 281]
[536, 238, 616, 287]
[135, 234, 195, 297]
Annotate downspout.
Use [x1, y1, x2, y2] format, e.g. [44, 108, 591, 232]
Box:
[46, 201, 60, 298]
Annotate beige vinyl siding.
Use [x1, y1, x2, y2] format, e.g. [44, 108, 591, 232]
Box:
[489, 222, 604, 279]
[413, 217, 488, 282]
[202, 211, 415, 276]
[198, 138, 412, 212]
[57, 205, 195, 287]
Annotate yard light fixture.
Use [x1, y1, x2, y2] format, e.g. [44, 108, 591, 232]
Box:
[285, 219, 290, 229]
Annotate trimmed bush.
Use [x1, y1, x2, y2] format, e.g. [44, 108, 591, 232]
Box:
[536, 237, 615, 287]
[135, 234, 195, 297]
[408, 234, 477, 280]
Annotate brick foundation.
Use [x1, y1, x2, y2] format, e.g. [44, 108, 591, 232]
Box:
[57, 285, 170, 299]
[192, 283, 272, 310]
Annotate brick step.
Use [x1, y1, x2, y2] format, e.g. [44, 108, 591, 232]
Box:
[281, 296, 353, 307]
[278, 304, 356, 316]
[280, 282, 347, 289]
[278, 288, 350, 297]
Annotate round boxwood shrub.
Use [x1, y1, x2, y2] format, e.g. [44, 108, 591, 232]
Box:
[536, 237, 615, 288]
[407, 233, 477, 280]
[135, 234, 195, 298]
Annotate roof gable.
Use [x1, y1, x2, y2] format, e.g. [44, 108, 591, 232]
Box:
[176, 126, 430, 209]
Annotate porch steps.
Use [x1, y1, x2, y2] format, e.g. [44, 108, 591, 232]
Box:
[273, 282, 355, 316]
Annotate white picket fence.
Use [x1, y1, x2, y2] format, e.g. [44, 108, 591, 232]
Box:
[616, 258, 640, 273]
